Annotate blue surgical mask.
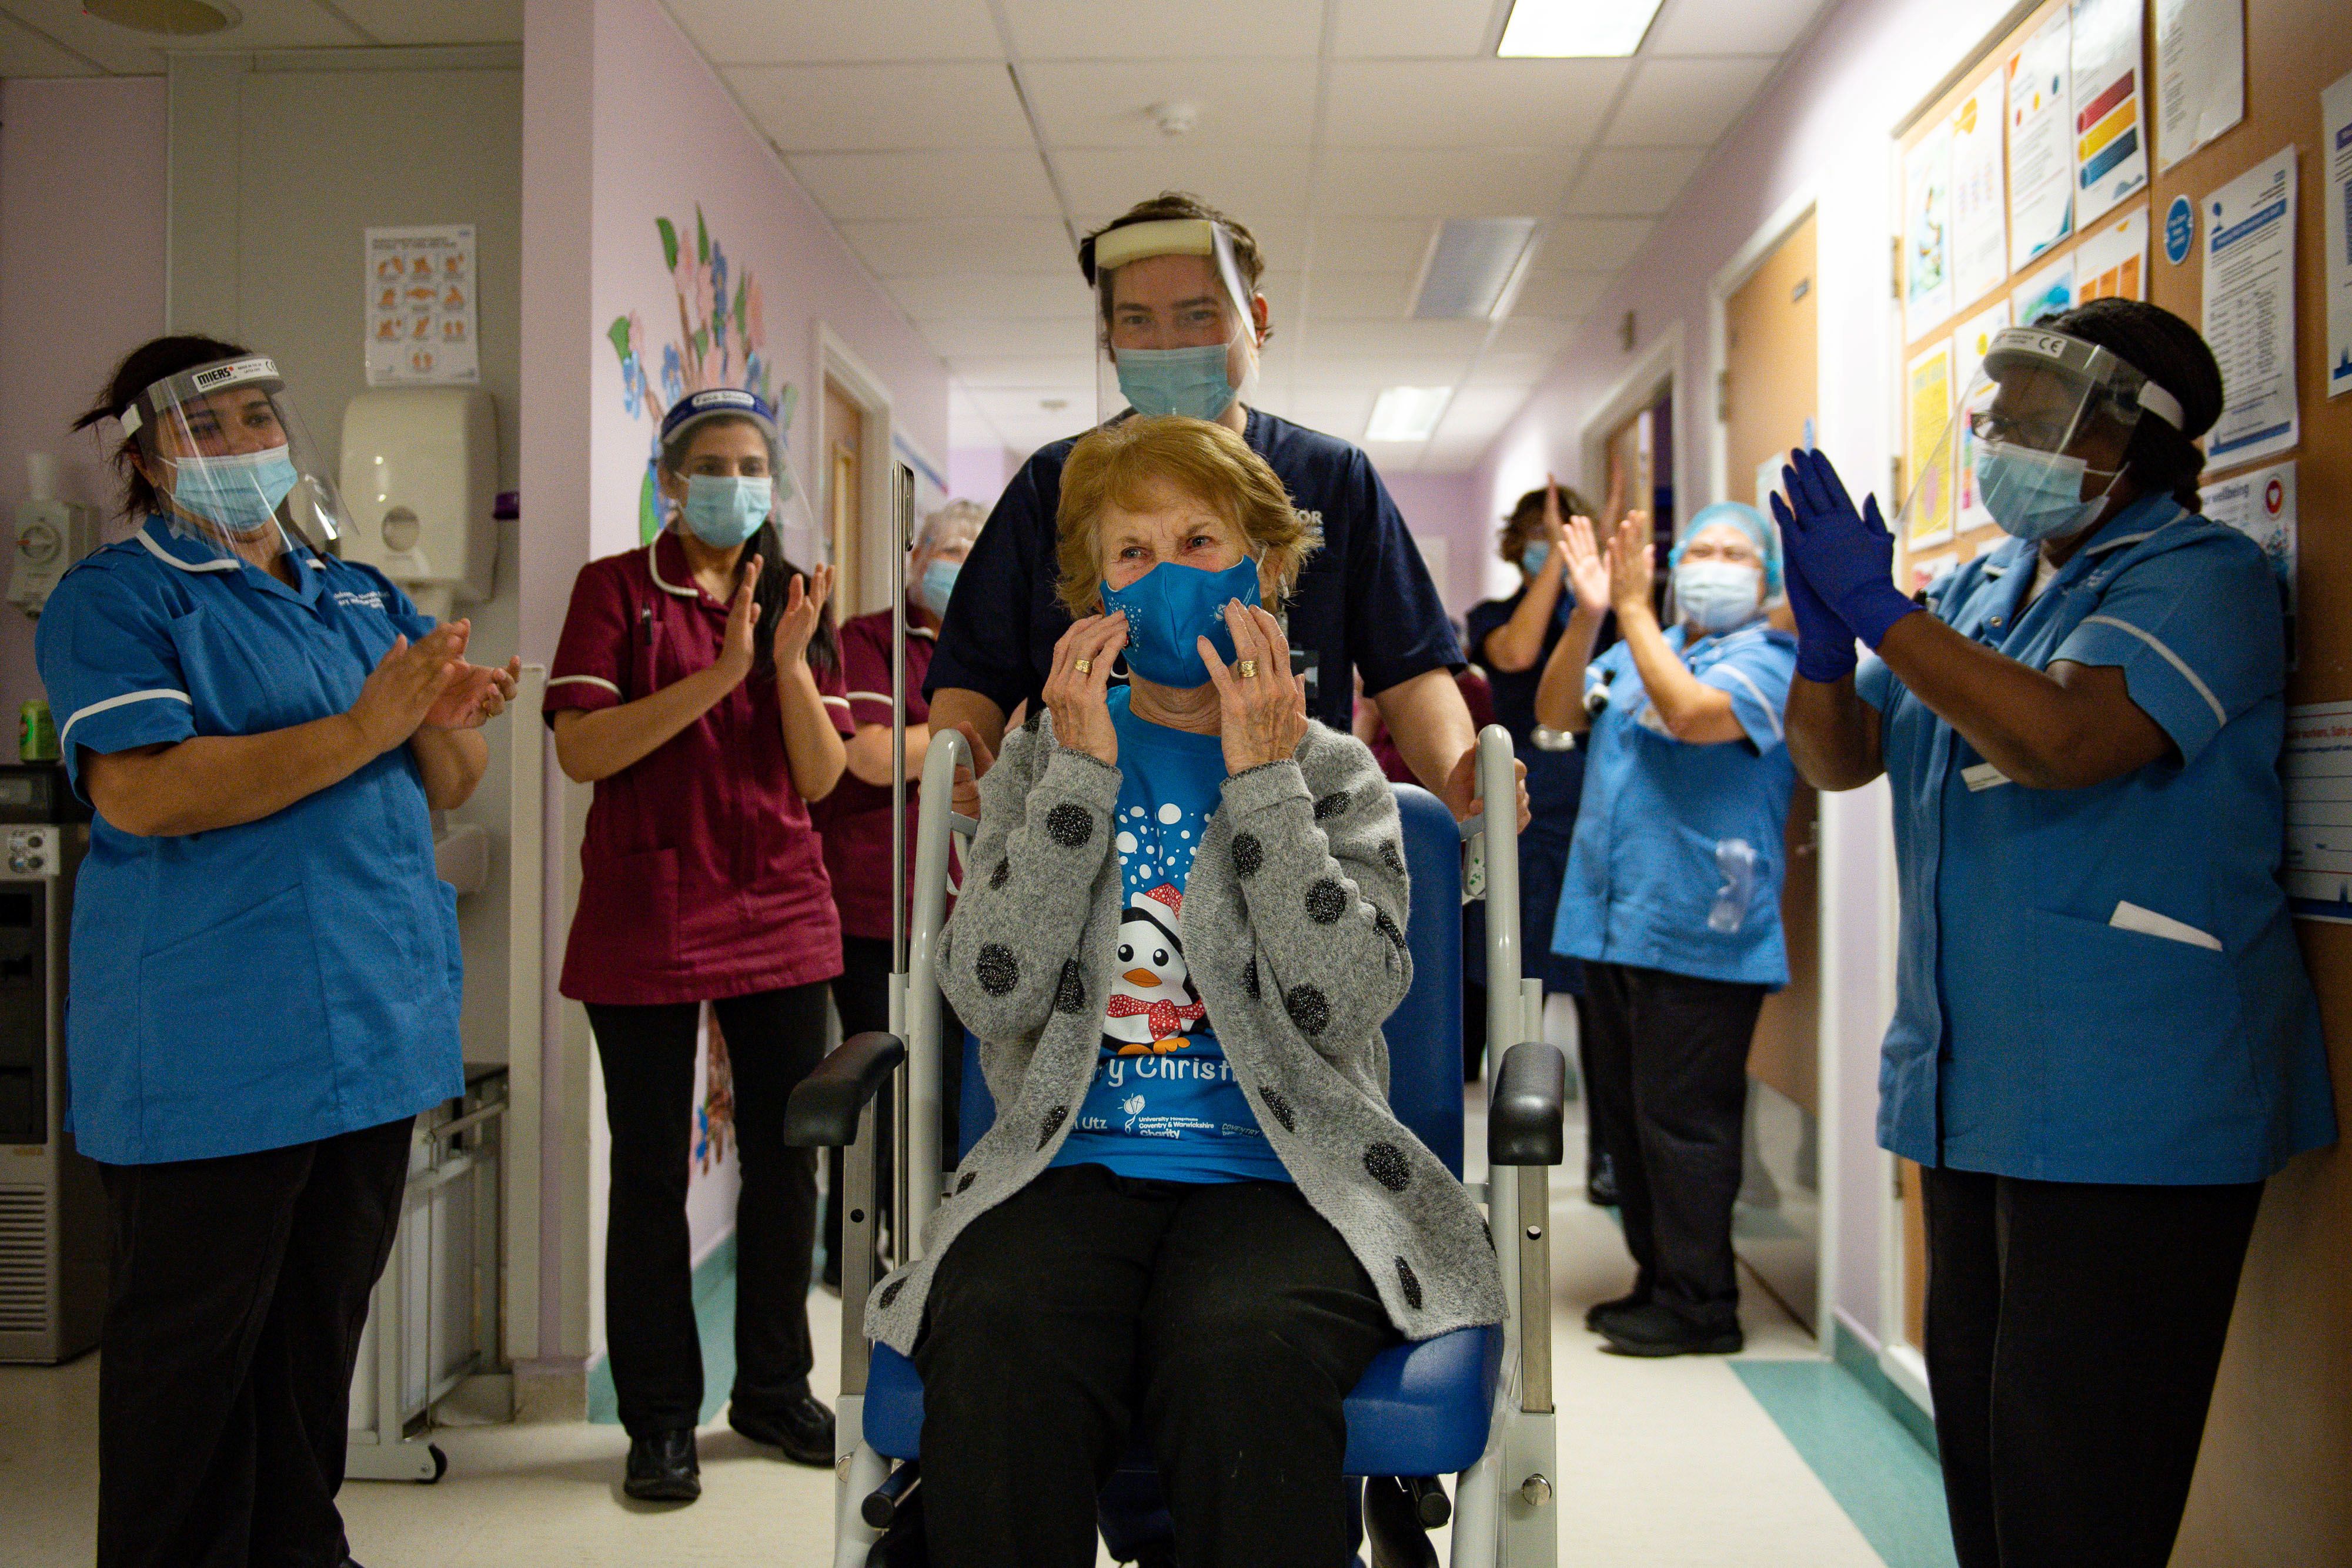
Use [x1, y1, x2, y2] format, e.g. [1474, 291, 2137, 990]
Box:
[918, 559, 960, 618]
[1099, 553, 1261, 688]
[1114, 344, 1237, 423]
[682, 473, 771, 547]
[1974, 442, 2111, 541]
[1673, 560, 1763, 634]
[171, 446, 298, 537]
[1521, 540, 1551, 576]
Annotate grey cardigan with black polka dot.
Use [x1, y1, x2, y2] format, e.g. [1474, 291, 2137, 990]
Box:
[861, 710, 1508, 1355]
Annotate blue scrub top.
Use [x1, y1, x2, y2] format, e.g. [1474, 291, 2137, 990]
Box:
[1860, 495, 2334, 1185]
[1551, 620, 1799, 987]
[925, 408, 1461, 732]
[34, 517, 465, 1165]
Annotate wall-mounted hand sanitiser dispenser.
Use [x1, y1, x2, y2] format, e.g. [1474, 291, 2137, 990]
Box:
[338, 389, 498, 621]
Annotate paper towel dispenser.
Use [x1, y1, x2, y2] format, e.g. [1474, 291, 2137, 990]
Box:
[339, 389, 498, 621]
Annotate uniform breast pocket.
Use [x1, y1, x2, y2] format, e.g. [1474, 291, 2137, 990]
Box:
[136, 882, 334, 1132]
[2027, 907, 2256, 1151]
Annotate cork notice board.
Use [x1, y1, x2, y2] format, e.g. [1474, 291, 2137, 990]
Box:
[1891, 3, 2352, 1559]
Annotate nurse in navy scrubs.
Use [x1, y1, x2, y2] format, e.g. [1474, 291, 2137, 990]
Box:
[36, 336, 518, 1568]
[1777, 300, 2334, 1568]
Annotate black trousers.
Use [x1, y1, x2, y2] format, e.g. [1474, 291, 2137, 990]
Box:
[821, 935, 966, 1273]
[916, 1165, 1398, 1568]
[1920, 1166, 2263, 1568]
[95, 1115, 414, 1568]
[1582, 959, 1763, 1331]
[587, 982, 829, 1436]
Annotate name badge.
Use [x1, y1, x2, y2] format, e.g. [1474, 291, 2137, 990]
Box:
[1962, 762, 2012, 791]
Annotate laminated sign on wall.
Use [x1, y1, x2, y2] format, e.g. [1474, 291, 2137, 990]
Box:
[366, 224, 480, 387]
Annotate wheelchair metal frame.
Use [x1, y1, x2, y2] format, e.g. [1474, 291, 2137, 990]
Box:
[790, 725, 1562, 1567]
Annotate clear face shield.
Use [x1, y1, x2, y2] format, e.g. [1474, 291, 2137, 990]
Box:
[659, 394, 819, 563]
[1898, 326, 2181, 544]
[120, 356, 349, 562]
[1084, 219, 1262, 428]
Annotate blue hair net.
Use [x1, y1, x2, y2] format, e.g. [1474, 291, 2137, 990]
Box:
[1669, 500, 1782, 597]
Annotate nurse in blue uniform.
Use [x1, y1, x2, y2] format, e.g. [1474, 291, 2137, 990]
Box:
[1776, 300, 2334, 1568]
[36, 338, 518, 1568]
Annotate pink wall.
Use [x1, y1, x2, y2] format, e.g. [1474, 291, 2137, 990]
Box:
[948, 445, 1017, 511]
[0, 78, 169, 720]
[1382, 469, 1494, 621]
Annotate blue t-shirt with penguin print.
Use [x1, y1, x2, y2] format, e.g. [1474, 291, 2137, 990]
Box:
[1050, 687, 1289, 1184]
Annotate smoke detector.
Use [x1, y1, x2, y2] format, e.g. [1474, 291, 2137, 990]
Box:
[1146, 101, 1200, 138]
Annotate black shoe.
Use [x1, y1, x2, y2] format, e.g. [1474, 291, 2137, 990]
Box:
[1583, 1290, 1649, 1332]
[1586, 1151, 1620, 1208]
[624, 1428, 701, 1503]
[1598, 1303, 1743, 1358]
[730, 1391, 836, 1466]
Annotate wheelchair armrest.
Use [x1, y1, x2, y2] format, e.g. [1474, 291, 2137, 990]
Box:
[784, 1031, 907, 1148]
[1487, 1040, 1566, 1167]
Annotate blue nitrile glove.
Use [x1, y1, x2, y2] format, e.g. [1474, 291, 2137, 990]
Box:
[1769, 489, 1859, 682]
[1777, 447, 1919, 650]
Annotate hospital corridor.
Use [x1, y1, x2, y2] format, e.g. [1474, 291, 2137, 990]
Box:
[0, 1, 2346, 1566]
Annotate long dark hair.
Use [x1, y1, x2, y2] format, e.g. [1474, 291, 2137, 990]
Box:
[2042, 299, 2224, 513]
[660, 417, 837, 680]
[75, 334, 254, 522]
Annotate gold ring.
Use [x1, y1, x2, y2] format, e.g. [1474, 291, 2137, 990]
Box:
[1236, 659, 1258, 679]
[1074, 657, 1093, 675]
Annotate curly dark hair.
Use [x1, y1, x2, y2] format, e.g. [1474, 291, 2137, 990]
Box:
[2040, 298, 2224, 513]
[1496, 483, 1596, 565]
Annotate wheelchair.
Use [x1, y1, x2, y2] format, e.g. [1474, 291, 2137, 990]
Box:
[787, 724, 1566, 1567]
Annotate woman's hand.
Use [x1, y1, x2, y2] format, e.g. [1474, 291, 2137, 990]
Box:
[348, 624, 465, 755]
[1202, 601, 1308, 775]
[714, 554, 763, 686]
[409, 617, 522, 730]
[1044, 614, 1126, 767]
[1605, 513, 1655, 621]
[1562, 512, 1612, 610]
[773, 561, 834, 668]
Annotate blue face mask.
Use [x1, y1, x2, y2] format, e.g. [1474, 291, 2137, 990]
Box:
[1114, 344, 1237, 423]
[1521, 540, 1551, 576]
[1672, 560, 1763, 634]
[171, 446, 299, 537]
[918, 559, 960, 618]
[1099, 553, 1261, 688]
[1973, 442, 2111, 541]
[682, 474, 771, 547]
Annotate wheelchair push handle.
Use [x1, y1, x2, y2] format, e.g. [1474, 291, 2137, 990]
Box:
[784, 1031, 906, 1149]
[1488, 1040, 1567, 1168]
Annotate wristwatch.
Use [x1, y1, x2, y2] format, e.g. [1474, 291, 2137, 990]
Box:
[1529, 725, 1577, 752]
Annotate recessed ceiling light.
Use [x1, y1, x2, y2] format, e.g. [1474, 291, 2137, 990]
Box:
[83, 0, 240, 35]
[1496, 0, 1665, 57]
[1367, 387, 1453, 443]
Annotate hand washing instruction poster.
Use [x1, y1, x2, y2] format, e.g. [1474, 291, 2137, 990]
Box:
[2203, 149, 2299, 467]
[366, 224, 480, 387]
[2069, 0, 2147, 226]
[1949, 75, 2010, 308]
[2007, 13, 2076, 270]
[2324, 71, 2352, 399]
[2203, 459, 2298, 656]
[2154, 0, 2244, 172]
[2285, 700, 2352, 924]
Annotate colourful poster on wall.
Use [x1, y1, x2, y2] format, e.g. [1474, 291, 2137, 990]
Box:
[2007, 12, 2076, 270]
[2203, 459, 2298, 659]
[1952, 302, 2012, 534]
[2076, 206, 2150, 302]
[1906, 343, 1956, 549]
[1950, 75, 2010, 307]
[365, 224, 479, 387]
[2011, 253, 2078, 326]
[1906, 123, 1956, 339]
[2070, 0, 2147, 226]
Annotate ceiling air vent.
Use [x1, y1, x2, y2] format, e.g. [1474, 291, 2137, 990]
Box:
[1410, 219, 1542, 321]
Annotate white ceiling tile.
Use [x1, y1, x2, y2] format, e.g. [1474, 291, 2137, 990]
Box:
[1294, 353, 1475, 386]
[1003, 0, 1324, 60]
[1303, 218, 1438, 272]
[1508, 271, 1609, 317]
[1467, 350, 1561, 384]
[1, 0, 360, 69]
[0, 8, 98, 73]
[1603, 57, 1777, 147]
[1360, 439, 1428, 472]
[1559, 146, 1707, 216]
[330, 0, 520, 43]
[1268, 387, 1378, 430]
[1486, 316, 1579, 355]
[1435, 384, 1532, 434]
[890, 273, 1094, 320]
[1297, 271, 1416, 319]
[948, 356, 1099, 387]
[1057, 146, 1314, 222]
[1021, 58, 1316, 148]
[788, 150, 1061, 221]
[1525, 216, 1655, 272]
[1331, 0, 1497, 58]
[1316, 147, 1581, 218]
[1322, 60, 1626, 147]
[921, 317, 1097, 358]
[1645, 0, 1826, 58]
[727, 63, 1033, 150]
[1307, 320, 1494, 357]
[838, 218, 1077, 277]
[662, 0, 1001, 63]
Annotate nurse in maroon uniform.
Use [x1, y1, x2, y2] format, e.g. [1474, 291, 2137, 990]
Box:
[545, 389, 851, 1502]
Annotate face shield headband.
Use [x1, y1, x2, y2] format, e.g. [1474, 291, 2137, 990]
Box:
[120, 356, 346, 551]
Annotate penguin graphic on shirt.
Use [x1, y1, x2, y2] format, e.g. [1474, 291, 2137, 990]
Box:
[1103, 884, 1207, 1057]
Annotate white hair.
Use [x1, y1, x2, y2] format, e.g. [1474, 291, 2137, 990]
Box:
[916, 498, 987, 554]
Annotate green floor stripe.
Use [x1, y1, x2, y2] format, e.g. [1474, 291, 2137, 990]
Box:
[587, 1232, 740, 1427]
[1733, 1358, 1959, 1568]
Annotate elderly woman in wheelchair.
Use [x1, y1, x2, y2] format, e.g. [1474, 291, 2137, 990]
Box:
[856, 416, 1507, 1567]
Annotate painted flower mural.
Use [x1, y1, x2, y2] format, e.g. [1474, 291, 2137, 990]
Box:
[607, 205, 796, 544]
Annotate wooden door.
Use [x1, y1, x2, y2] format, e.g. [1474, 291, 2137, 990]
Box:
[825, 378, 863, 612]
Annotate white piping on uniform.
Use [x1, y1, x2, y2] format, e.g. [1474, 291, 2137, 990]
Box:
[137, 529, 239, 573]
[820, 694, 851, 708]
[2079, 614, 2226, 727]
[547, 674, 622, 696]
[2083, 530, 2157, 557]
[844, 690, 891, 705]
[646, 539, 696, 597]
[59, 688, 191, 748]
[1713, 663, 1784, 741]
